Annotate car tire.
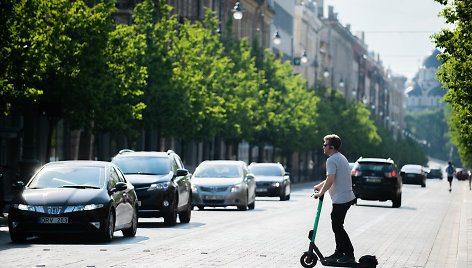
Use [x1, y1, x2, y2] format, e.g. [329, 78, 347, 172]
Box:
[9, 231, 26, 243]
[164, 196, 178, 226]
[286, 193, 291, 200]
[392, 193, 402, 208]
[421, 180, 426, 187]
[280, 188, 286, 201]
[122, 206, 138, 237]
[238, 192, 248, 211]
[101, 210, 115, 242]
[248, 198, 255, 210]
[179, 196, 192, 223]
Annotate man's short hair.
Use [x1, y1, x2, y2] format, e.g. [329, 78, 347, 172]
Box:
[323, 134, 342, 150]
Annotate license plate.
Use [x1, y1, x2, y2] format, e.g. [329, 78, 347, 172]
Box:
[408, 174, 415, 178]
[256, 188, 268, 192]
[365, 177, 381, 183]
[40, 217, 68, 224]
[204, 195, 223, 200]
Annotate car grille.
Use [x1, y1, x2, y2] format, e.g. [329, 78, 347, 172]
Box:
[256, 182, 273, 187]
[199, 186, 229, 193]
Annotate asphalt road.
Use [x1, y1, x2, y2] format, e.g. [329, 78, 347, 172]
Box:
[0, 174, 470, 267]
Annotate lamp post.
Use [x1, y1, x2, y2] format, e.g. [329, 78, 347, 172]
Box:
[232, 2, 243, 39]
[273, 31, 281, 45]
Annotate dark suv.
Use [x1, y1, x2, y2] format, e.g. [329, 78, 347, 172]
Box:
[351, 157, 403, 208]
[112, 150, 192, 226]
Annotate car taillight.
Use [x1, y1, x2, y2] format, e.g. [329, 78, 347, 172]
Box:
[385, 171, 396, 177]
[352, 170, 359, 176]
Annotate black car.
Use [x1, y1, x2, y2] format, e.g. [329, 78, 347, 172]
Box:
[112, 150, 192, 226]
[351, 157, 403, 208]
[8, 161, 138, 243]
[400, 164, 427, 187]
[248, 162, 291, 201]
[427, 167, 443, 180]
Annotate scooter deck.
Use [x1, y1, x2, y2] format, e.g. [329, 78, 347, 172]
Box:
[321, 259, 360, 267]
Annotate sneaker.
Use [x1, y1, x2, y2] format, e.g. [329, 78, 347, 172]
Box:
[337, 255, 356, 264]
[325, 252, 343, 262]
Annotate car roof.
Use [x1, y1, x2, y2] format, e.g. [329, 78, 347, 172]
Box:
[356, 157, 394, 164]
[199, 160, 246, 166]
[113, 149, 172, 158]
[249, 162, 282, 167]
[44, 160, 112, 167]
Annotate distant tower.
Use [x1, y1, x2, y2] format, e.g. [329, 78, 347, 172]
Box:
[404, 49, 444, 114]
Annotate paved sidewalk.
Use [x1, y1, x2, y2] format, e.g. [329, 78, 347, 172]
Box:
[425, 180, 472, 267]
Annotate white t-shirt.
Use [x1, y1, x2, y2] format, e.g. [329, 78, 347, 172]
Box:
[326, 152, 356, 204]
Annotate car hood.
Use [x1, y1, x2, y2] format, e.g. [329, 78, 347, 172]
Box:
[254, 176, 284, 182]
[124, 174, 171, 185]
[18, 188, 107, 206]
[191, 177, 243, 186]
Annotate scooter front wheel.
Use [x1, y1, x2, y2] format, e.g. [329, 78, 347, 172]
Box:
[300, 251, 318, 267]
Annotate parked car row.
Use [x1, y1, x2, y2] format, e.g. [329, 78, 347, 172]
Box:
[8, 150, 291, 243]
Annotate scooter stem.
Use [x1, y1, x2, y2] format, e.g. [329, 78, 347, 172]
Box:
[311, 195, 324, 243]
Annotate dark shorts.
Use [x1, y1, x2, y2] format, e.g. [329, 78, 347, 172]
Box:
[447, 176, 453, 182]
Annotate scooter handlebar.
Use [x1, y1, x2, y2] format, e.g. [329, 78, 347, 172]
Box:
[312, 191, 324, 201]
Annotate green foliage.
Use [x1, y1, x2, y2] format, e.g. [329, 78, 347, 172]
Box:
[404, 106, 458, 162]
[433, 0, 472, 167]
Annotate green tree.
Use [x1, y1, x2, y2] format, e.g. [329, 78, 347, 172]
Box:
[433, 0, 472, 167]
[1, 0, 46, 115]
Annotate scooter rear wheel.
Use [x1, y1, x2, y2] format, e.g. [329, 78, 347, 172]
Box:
[300, 251, 317, 267]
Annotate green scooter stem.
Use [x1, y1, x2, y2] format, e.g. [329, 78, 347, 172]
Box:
[310, 194, 324, 243]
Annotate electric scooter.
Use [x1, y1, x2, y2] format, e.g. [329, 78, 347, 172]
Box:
[300, 193, 378, 268]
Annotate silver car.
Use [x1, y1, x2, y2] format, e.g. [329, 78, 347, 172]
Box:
[191, 160, 256, 211]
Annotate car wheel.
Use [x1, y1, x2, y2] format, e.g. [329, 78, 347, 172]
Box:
[238, 192, 248, 211]
[248, 198, 255, 210]
[101, 210, 115, 242]
[9, 231, 26, 243]
[421, 180, 426, 187]
[122, 206, 138, 237]
[179, 196, 192, 223]
[280, 188, 286, 201]
[392, 193, 402, 208]
[164, 196, 178, 226]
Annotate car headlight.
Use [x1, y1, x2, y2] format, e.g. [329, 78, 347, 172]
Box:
[64, 204, 105, 213]
[148, 182, 170, 191]
[231, 183, 243, 192]
[271, 182, 280, 187]
[12, 204, 35, 211]
[191, 184, 198, 192]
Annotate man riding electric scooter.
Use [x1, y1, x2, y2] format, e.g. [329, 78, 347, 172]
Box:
[312, 134, 356, 264]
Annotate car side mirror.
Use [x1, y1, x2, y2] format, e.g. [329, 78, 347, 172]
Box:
[176, 169, 189, 177]
[113, 182, 127, 192]
[284, 172, 290, 176]
[12, 181, 25, 191]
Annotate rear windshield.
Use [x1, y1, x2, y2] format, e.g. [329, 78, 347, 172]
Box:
[249, 166, 283, 176]
[113, 156, 171, 175]
[356, 163, 393, 172]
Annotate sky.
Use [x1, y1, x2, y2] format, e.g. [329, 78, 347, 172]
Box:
[323, 0, 450, 82]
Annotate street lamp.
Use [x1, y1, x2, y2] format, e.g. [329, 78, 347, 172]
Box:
[323, 67, 330, 78]
[301, 51, 308, 64]
[273, 31, 281, 45]
[233, 2, 243, 20]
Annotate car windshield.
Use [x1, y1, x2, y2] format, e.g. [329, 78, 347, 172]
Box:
[113, 156, 171, 175]
[193, 164, 242, 178]
[28, 166, 105, 189]
[356, 163, 393, 172]
[401, 165, 422, 173]
[249, 166, 283, 176]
